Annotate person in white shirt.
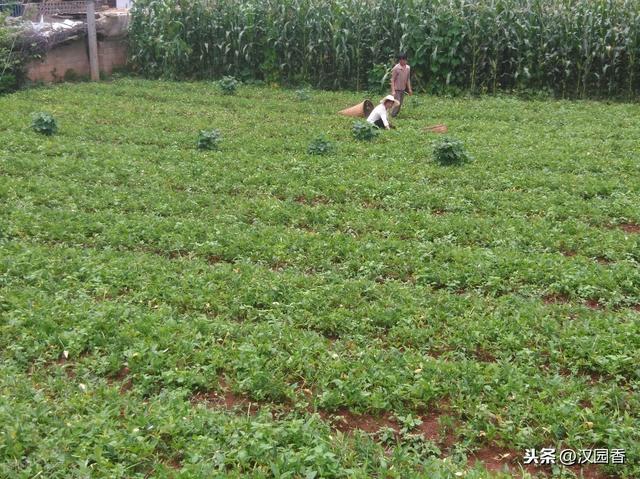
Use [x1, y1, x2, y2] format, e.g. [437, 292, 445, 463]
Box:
[366, 95, 400, 130]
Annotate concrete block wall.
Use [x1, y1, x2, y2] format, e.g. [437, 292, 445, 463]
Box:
[97, 39, 127, 75]
[27, 38, 127, 83]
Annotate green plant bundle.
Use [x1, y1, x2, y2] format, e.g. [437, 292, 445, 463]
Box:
[307, 135, 333, 155]
[197, 129, 222, 150]
[218, 76, 239, 95]
[129, 0, 640, 98]
[432, 137, 472, 165]
[352, 120, 379, 141]
[30, 112, 57, 135]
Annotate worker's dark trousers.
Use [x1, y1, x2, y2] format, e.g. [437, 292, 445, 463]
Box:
[373, 119, 385, 129]
[391, 90, 405, 117]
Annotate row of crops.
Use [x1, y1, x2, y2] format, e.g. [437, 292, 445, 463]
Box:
[128, 0, 640, 98]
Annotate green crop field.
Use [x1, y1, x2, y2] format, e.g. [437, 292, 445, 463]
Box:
[1, 79, 639, 478]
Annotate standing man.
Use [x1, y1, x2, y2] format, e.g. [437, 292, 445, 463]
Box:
[390, 52, 412, 117]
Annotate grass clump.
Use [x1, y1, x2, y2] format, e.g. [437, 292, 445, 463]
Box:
[432, 137, 473, 165]
[218, 76, 239, 95]
[295, 89, 311, 101]
[307, 135, 334, 155]
[197, 129, 222, 150]
[30, 112, 58, 135]
[352, 120, 378, 142]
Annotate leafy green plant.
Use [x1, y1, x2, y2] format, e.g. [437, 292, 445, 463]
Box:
[0, 71, 16, 93]
[30, 112, 57, 135]
[218, 76, 239, 95]
[400, 434, 442, 458]
[307, 135, 334, 155]
[396, 414, 423, 434]
[432, 137, 473, 165]
[376, 426, 397, 445]
[295, 89, 311, 101]
[352, 120, 378, 141]
[1, 11, 41, 94]
[0, 12, 20, 94]
[197, 129, 222, 150]
[367, 63, 391, 93]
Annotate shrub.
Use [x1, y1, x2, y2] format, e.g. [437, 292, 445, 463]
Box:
[352, 120, 379, 142]
[432, 137, 473, 165]
[295, 89, 311, 101]
[197, 129, 222, 150]
[0, 72, 17, 94]
[0, 13, 20, 94]
[31, 112, 57, 135]
[307, 135, 333, 155]
[218, 76, 239, 95]
[1, 12, 40, 94]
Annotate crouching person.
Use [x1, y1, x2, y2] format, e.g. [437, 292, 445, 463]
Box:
[366, 95, 400, 130]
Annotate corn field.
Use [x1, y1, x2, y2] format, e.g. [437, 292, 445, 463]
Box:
[129, 0, 640, 98]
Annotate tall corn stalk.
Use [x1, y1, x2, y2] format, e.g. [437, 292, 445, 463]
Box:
[128, 0, 640, 98]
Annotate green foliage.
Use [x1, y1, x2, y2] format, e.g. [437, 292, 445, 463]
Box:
[1, 80, 640, 478]
[30, 112, 57, 135]
[432, 137, 473, 165]
[367, 63, 392, 93]
[197, 129, 222, 150]
[0, 12, 38, 94]
[295, 88, 311, 101]
[396, 414, 423, 434]
[406, 94, 422, 108]
[128, 0, 640, 98]
[0, 71, 16, 93]
[218, 75, 239, 95]
[352, 120, 378, 141]
[307, 135, 333, 155]
[0, 13, 19, 94]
